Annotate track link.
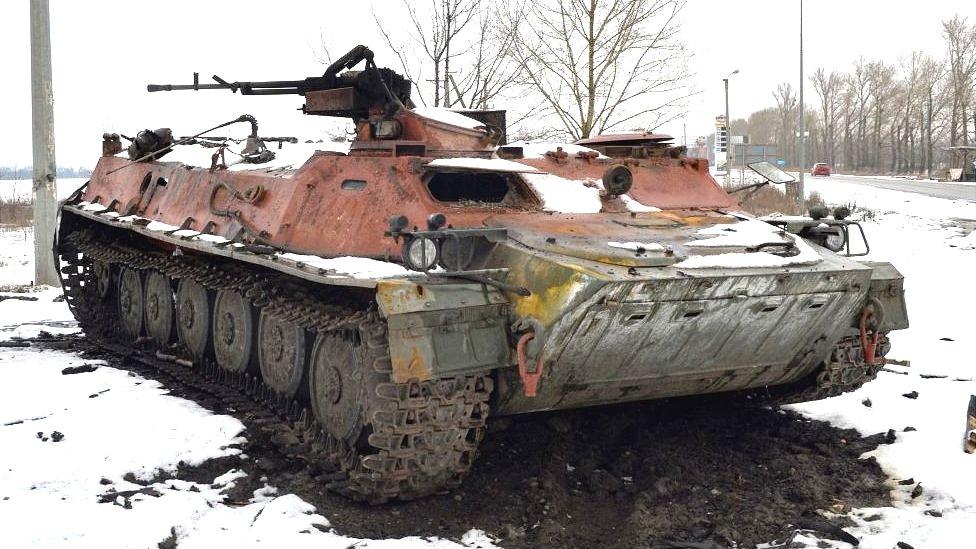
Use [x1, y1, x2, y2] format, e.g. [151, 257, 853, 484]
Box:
[57, 218, 492, 503]
[761, 335, 887, 405]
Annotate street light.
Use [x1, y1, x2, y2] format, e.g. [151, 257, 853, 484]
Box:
[723, 69, 739, 184]
[794, 0, 806, 203]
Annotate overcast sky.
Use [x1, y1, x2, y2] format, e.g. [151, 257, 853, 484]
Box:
[0, 0, 969, 169]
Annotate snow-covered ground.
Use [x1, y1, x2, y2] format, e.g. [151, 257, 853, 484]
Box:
[786, 177, 976, 548]
[0, 261, 498, 548]
[0, 176, 973, 547]
[0, 177, 88, 202]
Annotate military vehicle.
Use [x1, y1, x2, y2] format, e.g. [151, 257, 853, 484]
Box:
[55, 45, 908, 503]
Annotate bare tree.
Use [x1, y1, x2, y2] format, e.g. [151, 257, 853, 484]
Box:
[942, 15, 976, 146]
[811, 68, 843, 166]
[448, 8, 522, 109]
[773, 83, 797, 165]
[500, 0, 690, 139]
[373, 0, 481, 107]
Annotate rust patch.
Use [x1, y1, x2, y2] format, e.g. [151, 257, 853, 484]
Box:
[390, 345, 433, 383]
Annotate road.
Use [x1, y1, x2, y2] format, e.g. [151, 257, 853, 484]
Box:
[819, 173, 976, 201]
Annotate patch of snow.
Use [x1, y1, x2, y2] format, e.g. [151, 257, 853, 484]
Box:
[0, 228, 37, 286]
[146, 220, 180, 232]
[277, 253, 419, 279]
[619, 193, 661, 212]
[172, 229, 202, 238]
[411, 107, 485, 130]
[607, 241, 665, 252]
[194, 233, 231, 244]
[0, 287, 77, 341]
[675, 235, 823, 269]
[80, 202, 105, 212]
[685, 219, 790, 248]
[521, 172, 602, 213]
[507, 141, 607, 160]
[426, 157, 540, 173]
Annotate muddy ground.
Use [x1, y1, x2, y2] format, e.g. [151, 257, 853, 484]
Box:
[42, 335, 892, 548]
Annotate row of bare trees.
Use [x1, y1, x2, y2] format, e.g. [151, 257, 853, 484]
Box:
[324, 0, 691, 142]
[734, 15, 975, 175]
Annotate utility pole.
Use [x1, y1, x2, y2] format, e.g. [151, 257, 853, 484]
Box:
[30, 0, 59, 287]
[723, 69, 738, 185]
[791, 0, 806, 204]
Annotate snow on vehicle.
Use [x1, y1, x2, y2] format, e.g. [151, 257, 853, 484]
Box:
[55, 45, 908, 503]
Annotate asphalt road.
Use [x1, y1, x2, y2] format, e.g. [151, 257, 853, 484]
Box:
[820, 173, 976, 201]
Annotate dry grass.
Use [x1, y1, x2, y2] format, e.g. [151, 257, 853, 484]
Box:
[0, 197, 33, 228]
[735, 185, 826, 216]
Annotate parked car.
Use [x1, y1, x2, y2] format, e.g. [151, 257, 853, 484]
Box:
[812, 162, 832, 176]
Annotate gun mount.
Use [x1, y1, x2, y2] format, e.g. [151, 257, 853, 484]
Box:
[147, 45, 412, 119]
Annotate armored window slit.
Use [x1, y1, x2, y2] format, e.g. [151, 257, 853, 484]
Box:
[341, 179, 367, 191]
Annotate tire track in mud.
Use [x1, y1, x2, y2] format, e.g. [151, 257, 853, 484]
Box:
[39, 333, 891, 548]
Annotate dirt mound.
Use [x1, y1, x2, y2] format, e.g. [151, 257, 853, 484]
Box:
[237, 398, 888, 548]
[47, 335, 889, 547]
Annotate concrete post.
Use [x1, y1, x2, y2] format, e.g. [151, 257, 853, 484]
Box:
[30, 0, 60, 287]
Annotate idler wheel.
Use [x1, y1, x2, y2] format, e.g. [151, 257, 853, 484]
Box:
[309, 331, 365, 443]
[144, 271, 175, 346]
[92, 260, 112, 300]
[117, 267, 144, 338]
[176, 278, 211, 362]
[213, 289, 256, 374]
[258, 310, 307, 399]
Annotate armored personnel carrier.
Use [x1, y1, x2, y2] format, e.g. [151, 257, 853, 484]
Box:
[56, 46, 908, 503]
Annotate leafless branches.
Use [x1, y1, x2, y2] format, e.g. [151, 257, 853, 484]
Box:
[498, 0, 690, 140]
[737, 14, 974, 176]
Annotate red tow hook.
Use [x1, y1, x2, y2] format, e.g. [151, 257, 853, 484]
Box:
[516, 332, 544, 397]
[859, 307, 882, 365]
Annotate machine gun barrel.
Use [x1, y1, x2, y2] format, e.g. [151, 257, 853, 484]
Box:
[148, 76, 306, 95]
[143, 45, 412, 118]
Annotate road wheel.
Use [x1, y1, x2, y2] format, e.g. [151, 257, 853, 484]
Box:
[92, 260, 112, 300]
[309, 331, 368, 445]
[118, 267, 144, 338]
[213, 289, 256, 374]
[176, 278, 211, 362]
[144, 271, 175, 346]
[258, 309, 307, 399]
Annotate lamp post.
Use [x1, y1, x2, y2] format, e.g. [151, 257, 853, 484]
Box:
[723, 69, 739, 185]
[792, 0, 806, 204]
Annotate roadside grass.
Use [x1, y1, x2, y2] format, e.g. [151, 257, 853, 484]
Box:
[0, 196, 33, 228]
[734, 185, 826, 216]
[733, 184, 880, 224]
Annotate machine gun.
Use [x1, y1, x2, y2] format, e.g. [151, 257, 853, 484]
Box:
[147, 45, 412, 119]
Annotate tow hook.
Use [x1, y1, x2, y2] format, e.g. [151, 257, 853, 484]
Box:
[516, 332, 544, 397]
[859, 297, 885, 365]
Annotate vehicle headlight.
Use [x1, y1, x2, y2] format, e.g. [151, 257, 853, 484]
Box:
[439, 237, 476, 271]
[403, 237, 439, 271]
[823, 227, 846, 252]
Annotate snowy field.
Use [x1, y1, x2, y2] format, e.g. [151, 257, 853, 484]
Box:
[787, 176, 976, 548]
[0, 300, 499, 548]
[0, 177, 974, 547]
[0, 177, 88, 202]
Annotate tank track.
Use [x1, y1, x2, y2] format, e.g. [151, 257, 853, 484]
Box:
[761, 335, 887, 405]
[57, 218, 492, 503]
